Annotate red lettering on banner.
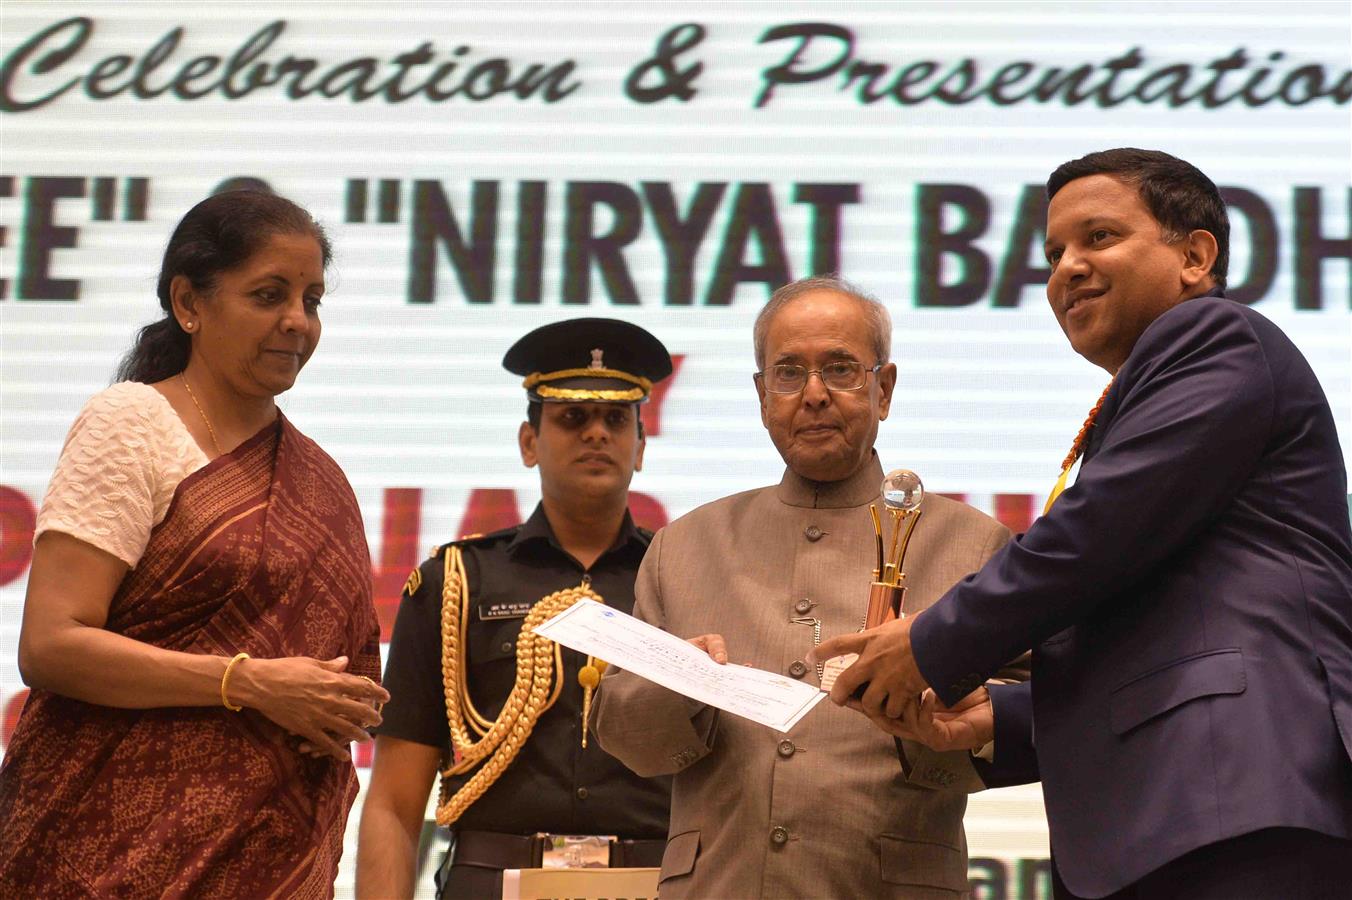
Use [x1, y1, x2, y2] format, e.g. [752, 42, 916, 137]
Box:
[457, 488, 522, 538]
[628, 492, 669, 531]
[0, 486, 37, 586]
[2, 689, 30, 751]
[995, 493, 1037, 534]
[640, 353, 685, 438]
[372, 488, 423, 641]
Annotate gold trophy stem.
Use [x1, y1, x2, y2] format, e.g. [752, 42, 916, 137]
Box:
[870, 505, 884, 579]
[886, 508, 905, 575]
[865, 504, 923, 628]
[892, 509, 921, 574]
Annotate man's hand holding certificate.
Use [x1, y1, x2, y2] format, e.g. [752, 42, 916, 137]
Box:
[534, 600, 824, 733]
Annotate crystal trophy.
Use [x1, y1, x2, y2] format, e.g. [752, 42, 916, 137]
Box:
[864, 469, 924, 629]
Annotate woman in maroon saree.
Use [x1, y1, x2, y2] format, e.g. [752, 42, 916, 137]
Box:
[0, 192, 385, 898]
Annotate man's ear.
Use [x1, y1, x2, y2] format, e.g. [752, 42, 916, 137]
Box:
[754, 374, 770, 429]
[876, 362, 898, 421]
[1180, 229, 1220, 292]
[518, 421, 538, 468]
[169, 274, 200, 329]
[634, 433, 646, 473]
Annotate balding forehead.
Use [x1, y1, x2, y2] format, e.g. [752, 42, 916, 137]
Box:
[754, 284, 892, 368]
[768, 290, 867, 334]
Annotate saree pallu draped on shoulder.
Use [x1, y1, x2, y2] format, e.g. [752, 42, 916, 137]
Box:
[0, 416, 380, 899]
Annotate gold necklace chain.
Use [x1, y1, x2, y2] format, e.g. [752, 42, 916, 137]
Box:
[181, 373, 223, 456]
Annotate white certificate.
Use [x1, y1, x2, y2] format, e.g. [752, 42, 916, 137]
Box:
[534, 599, 825, 733]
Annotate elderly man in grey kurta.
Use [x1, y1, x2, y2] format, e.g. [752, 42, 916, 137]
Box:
[594, 276, 1022, 898]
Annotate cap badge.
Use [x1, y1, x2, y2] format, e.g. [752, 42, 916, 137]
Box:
[589, 348, 604, 370]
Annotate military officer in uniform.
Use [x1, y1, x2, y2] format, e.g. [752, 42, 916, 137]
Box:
[356, 318, 674, 899]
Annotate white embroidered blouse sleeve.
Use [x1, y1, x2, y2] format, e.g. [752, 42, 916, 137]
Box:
[34, 383, 204, 569]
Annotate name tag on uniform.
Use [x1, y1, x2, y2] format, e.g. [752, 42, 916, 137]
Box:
[478, 601, 533, 621]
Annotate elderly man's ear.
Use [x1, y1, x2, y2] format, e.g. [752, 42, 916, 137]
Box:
[877, 363, 898, 420]
[754, 373, 770, 429]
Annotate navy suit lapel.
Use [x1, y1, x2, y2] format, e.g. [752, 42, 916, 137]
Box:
[1081, 381, 1122, 464]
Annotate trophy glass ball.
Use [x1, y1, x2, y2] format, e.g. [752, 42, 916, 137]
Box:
[882, 469, 924, 511]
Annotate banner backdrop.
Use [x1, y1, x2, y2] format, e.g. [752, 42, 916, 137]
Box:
[2, 3, 1349, 897]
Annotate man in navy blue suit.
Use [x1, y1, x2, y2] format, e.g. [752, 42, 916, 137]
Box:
[814, 149, 1352, 898]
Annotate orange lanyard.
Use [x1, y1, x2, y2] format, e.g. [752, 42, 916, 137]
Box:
[1045, 380, 1114, 514]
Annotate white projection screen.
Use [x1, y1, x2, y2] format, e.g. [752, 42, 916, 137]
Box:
[2, 3, 1349, 897]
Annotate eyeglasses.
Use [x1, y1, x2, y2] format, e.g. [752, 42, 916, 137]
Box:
[756, 362, 882, 394]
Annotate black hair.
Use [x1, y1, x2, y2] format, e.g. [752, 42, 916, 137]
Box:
[116, 190, 331, 383]
[1046, 148, 1229, 291]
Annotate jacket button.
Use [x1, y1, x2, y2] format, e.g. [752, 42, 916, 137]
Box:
[575, 787, 589, 800]
[788, 660, 808, 678]
[777, 740, 796, 758]
[770, 825, 790, 846]
[804, 525, 824, 542]
[794, 598, 813, 614]
[501, 641, 514, 654]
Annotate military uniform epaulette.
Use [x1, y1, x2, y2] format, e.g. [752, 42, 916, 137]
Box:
[448, 524, 521, 548]
[404, 526, 524, 598]
[425, 525, 522, 560]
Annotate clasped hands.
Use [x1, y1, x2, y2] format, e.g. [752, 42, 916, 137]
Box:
[234, 655, 390, 762]
[808, 615, 994, 753]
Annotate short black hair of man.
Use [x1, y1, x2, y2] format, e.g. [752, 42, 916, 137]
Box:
[1046, 148, 1230, 291]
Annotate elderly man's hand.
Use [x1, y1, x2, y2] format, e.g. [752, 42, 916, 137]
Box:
[810, 614, 928, 719]
[687, 633, 728, 664]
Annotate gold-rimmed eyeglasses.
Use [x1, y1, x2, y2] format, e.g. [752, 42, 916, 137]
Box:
[755, 362, 882, 394]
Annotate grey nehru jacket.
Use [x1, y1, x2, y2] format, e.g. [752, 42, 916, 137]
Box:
[595, 453, 1025, 899]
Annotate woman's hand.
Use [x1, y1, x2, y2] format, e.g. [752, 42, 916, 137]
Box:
[229, 655, 390, 761]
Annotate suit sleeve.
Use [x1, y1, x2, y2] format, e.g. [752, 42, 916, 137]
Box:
[593, 529, 719, 777]
[899, 521, 1027, 792]
[913, 299, 1276, 705]
[970, 681, 1039, 787]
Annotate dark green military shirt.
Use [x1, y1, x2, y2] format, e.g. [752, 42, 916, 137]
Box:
[377, 503, 671, 838]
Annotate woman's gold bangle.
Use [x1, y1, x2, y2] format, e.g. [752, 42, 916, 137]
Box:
[221, 652, 251, 712]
